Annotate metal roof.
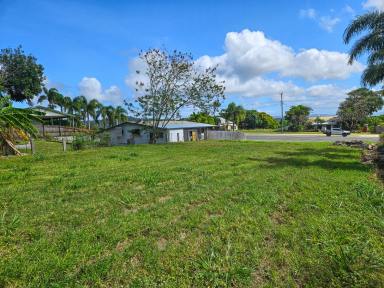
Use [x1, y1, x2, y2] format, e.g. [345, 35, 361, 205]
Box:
[161, 121, 214, 129]
[104, 120, 215, 131]
[32, 106, 75, 119]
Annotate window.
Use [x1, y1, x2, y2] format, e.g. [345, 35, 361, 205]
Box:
[159, 132, 164, 138]
[131, 129, 141, 136]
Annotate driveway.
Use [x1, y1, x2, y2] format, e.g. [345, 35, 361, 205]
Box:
[245, 133, 379, 142]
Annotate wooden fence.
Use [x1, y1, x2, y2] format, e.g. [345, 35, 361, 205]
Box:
[207, 130, 246, 140]
[35, 125, 91, 137]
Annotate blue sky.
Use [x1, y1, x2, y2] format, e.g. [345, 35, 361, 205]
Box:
[1, 0, 383, 116]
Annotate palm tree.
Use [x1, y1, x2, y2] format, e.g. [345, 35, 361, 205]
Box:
[54, 93, 65, 112]
[38, 87, 61, 109]
[344, 11, 384, 86]
[85, 99, 100, 129]
[0, 97, 40, 155]
[106, 106, 115, 127]
[62, 96, 73, 114]
[114, 106, 128, 125]
[97, 105, 109, 129]
[72, 96, 87, 125]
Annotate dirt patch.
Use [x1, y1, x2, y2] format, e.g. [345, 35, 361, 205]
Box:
[156, 238, 167, 251]
[116, 238, 132, 252]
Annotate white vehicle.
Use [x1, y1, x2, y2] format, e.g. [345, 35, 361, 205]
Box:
[324, 127, 350, 137]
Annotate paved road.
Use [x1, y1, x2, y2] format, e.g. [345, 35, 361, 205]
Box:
[245, 133, 379, 142]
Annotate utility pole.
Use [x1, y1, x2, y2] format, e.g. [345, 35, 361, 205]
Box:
[280, 92, 284, 133]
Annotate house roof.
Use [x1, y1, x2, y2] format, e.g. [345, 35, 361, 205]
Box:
[104, 120, 215, 131]
[32, 106, 75, 119]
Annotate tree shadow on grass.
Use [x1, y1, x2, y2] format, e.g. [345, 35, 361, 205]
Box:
[249, 147, 370, 172]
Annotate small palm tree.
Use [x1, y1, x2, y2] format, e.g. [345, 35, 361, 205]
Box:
[0, 97, 41, 155]
[344, 11, 384, 86]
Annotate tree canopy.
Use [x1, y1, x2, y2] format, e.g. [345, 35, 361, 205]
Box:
[0, 46, 45, 103]
[221, 102, 246, 130]
[285, 105, 312, 131]
[337, 88, 383, 130]
[188, 112, 216, 125]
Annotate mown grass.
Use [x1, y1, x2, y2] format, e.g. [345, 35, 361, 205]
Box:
[0, 140, 383, 287]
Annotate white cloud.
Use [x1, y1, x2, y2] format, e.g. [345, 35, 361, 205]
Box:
[125, 30, 361, 113]
[299, 7, 341, 32]
[196, 29, 363, 81]
[78, 77, 123, 104]
[363, 0, 384, 10]
[300, 8, 317, 19]
[319, 16, 340, 32]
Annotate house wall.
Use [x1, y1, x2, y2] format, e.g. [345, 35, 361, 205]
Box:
[168, 129, 184, 142]
[183, 128, 207, 141]
[109, 123, 166, 145]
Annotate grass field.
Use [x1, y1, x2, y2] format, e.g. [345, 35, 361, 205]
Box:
[240, 129, 377, 135]
[1, 141, 383, 287]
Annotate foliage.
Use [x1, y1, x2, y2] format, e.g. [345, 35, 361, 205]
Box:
[0, 97, 41, 154]
[188, 112, 216, 125]
[126, 49, 225, 143]
[285, 105, 312, 131]
[337, 88, 383, 130]
[255, 111, 279, 129]
[37, 87, 63, 109]
[344, 11, 384, 86]
[0, 46, 45, 103]
[0, 141, 383, 286]
[71, 133, 111, 150]
[221, 102, 246, 130]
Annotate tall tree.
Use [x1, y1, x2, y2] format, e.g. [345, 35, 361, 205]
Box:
[126, 49, 225, 143]
[344, 11, 384, 86]
[62, 96, 73, 114]
[0, 46, 45, 103]
[114, 106, 128, 125]
[337, 88, 383, 130]
[285, 105, 312, 131]
[85, 99, 100, 129]
[72, 96, 87, 124]
[37, 87, 62, 109]
[221, 102, 246, 130]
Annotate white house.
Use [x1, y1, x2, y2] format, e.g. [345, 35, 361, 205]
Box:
[217, 117, 238, 131]
[103, 120, 215, 145]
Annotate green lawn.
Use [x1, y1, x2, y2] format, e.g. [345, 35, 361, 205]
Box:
[1, 141, 383, 287]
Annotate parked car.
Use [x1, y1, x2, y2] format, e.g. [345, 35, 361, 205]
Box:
[324, 127, 350, 137]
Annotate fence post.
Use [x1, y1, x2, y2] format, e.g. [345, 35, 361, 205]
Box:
[62, 138, 67, 152]
[30, 138, 35, 155]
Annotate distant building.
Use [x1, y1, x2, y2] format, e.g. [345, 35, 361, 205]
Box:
[103, 120, 215, 145]
[217, 117, 237, 131]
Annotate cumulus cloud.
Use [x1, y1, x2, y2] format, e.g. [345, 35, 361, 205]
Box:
[196, 29, 363, 81]
[125, 29, 360, 113]
[363, 0, 384, 11]
[78, 77, 123, 104]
